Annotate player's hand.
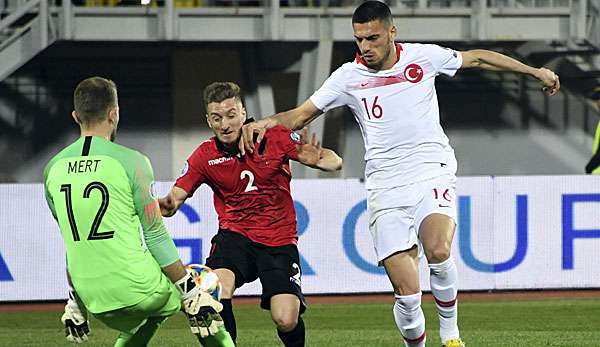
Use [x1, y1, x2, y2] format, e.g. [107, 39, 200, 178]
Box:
[537, 67, 560, 96]
[296, 128, 323, 167]
[61, 298, 90, 344]
[176, 272, 224, 338]
[185, 292, 225, 338]
[239, 119, 271, 155]
[158, 195, 175, 217]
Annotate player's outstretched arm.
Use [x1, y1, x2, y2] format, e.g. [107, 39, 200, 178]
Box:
[129, 155, 232, 344]
[158, 186, 188, 217]
[139, 213, 226, 340]
[295, 128, 343, 172]
[460, 49, 560, 95]
[240, 99, 322, 155]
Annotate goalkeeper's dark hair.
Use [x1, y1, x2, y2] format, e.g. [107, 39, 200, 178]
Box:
[203, 81, 244, 112]
[73, 77, 118, 127]
[352, 1, 393, 27]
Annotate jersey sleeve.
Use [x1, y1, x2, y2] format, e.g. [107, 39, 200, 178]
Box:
[131, 154, 180, 267]
[593, 121, 600, 155]
[273, 126, 302, 161]
[174, 149, 206, 197]
[309, 67, 347, 113]
[44, 187, 57, 221]
[42, 164, 57, 221]
[422, 44, 462, 77]
[586, 122, 600, 173]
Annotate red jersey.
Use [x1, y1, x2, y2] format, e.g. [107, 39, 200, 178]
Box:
[175, 125, 301, 247]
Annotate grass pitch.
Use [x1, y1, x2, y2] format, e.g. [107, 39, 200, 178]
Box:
[1, 298, 599, 346]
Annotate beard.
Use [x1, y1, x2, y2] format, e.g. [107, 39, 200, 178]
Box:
[364, 44, 392, 70]
[364, 59, 382, 70]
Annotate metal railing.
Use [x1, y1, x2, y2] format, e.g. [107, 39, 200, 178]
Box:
[0, 0, 49, 50]
[0, 0, 56, 81]
[0, 0, 580, 9]
[589, 0, 600, 48]
[0, 0, 585, 40]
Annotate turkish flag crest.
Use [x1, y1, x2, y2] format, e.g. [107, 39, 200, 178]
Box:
[403, 63, 423, 83]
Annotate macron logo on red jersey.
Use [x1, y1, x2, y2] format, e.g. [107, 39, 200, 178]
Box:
[208, 156, 234, 166]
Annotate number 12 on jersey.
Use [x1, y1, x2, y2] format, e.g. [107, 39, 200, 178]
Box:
[361, 96, 383, 120]
[60, 182, 115, 242]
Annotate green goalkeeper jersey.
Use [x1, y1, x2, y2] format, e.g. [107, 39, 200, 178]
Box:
[44, 136, 180, 314]
[593, 122, 600, 174]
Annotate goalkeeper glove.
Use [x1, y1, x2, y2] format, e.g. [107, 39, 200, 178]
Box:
[175, 271, 224, 338]
[61, 293, 90, 344]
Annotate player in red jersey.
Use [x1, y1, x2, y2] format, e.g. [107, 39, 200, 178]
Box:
[159, 82, 342, 347]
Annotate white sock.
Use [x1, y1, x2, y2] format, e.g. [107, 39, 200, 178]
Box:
[393, 292, 426, 347]
[429, 257, 460, 342]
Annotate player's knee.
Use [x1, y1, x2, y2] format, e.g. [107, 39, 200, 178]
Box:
[219, 284, 235, 299]
[388, 269, 420, 296]
[391, 281, 420, 297]
[213, 269, 235, 298]
[272, 312, 298, 332]
[425, 246, 451, 264]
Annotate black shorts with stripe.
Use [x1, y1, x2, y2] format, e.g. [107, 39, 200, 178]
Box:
[205, 229, 306, 314]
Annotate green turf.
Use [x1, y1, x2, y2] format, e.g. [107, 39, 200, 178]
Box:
[1, 298, 599, 346]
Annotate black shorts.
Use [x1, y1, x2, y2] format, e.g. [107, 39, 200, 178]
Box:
[205, 229, 306, 314]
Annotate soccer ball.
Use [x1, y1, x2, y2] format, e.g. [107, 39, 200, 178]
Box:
[186, 264, 222, 301]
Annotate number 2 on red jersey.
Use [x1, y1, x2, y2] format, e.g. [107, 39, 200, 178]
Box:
[240, 170, 258, 192]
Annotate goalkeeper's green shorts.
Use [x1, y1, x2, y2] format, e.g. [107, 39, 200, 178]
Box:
[94, 274, 181, 338]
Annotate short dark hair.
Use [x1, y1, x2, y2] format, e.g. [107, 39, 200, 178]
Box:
[203, 82, 243, 112]
[352, 1, 393, 26]
[73, 77, 118, 126]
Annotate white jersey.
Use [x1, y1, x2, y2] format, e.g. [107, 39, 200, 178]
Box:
[310, 43, 462, 189]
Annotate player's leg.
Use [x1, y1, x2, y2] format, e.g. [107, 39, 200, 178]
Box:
[95, 275, 181, 346]
[420, 214, 461, 345]
[113, 316, 168, 347]
[205, 229, 259, 344]
[367, 186, 426, 347]
[271, 294, 303, 347]
[383, 248, 426, 347]
[417, 175, 463, 346]
[213, 268, 237, 342]
[257, 244, 306, 347]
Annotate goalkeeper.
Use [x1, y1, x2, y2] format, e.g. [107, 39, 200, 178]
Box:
[43, 76, 234, 347]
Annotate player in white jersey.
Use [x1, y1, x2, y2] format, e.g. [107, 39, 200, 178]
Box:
[239, 2, 560, 347]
